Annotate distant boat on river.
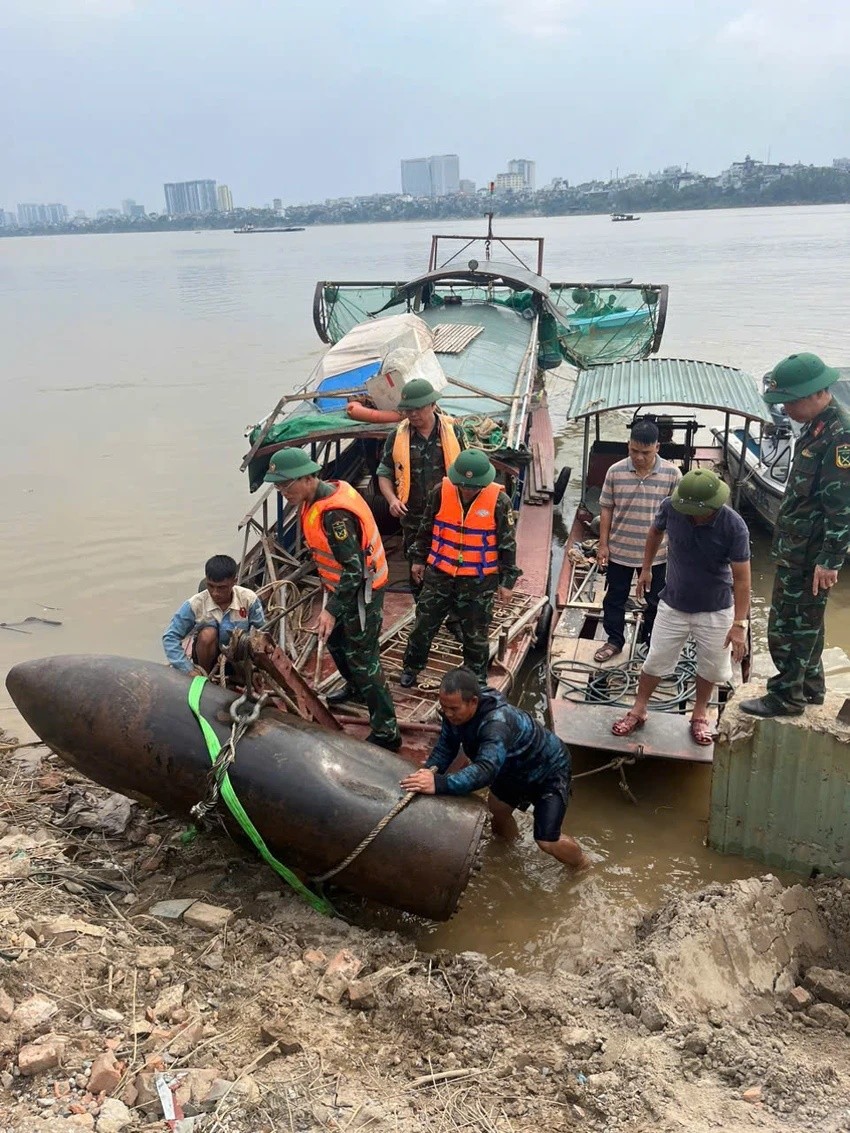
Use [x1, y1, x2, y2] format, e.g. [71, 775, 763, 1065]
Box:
[611, 213, 640, 222]
[234, 225, 306, 234]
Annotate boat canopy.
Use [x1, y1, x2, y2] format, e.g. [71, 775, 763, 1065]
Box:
[568, 358, 772, 423]
[384, 260, 552, 304]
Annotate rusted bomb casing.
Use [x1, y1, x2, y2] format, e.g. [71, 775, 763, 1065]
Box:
[6, 656, 484, 920]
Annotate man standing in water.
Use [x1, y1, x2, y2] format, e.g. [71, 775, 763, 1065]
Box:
[740, 353, 850, 717]
[264, 448, 401, 751]
[400, 668, 587, 868]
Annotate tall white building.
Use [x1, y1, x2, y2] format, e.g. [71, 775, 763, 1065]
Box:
[401, 158, 432, 197]
[507, 159, 535, 190]
[217, 184, 234, 211]
[164, 180, 218, 216]
[17, 203, 68, 226]
[428, 154, 460, 197]
[401, 154, 460, 197]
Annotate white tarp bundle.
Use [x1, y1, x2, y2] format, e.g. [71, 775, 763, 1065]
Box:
[308, 313, 448, 409]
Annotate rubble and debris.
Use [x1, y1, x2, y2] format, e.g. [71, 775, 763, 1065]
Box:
[786, 986, 813, 1010]
[17, 1036, 64, 1076]
[182, 902, 234, 933]
[802, 965, 850, 1010]
[148, 899, 196, 920]
[11, 996, 58, 1034]
[95, 1098, 131, 1133]
[87, 1051, 122, 1094]
[52, 788, 137, 836]
[0, 744, 849, 1132]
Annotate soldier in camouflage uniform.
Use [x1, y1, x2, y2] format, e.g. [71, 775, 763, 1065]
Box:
[265, 448, 401, 750]
[399, 450, 521, 687]
[376, 377, 465, 584]
[740, 353, 850, 718]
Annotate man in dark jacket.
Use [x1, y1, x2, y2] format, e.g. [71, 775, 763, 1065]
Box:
[400, 668, 587, 868]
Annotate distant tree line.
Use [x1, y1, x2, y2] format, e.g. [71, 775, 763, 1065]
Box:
[3, 168, 850, 238]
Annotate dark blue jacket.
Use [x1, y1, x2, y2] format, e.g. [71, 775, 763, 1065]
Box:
[424, 690, 569, 795]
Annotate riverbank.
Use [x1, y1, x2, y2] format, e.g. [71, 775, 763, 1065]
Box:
[2, 193, 850, 239]
[1, 724, 849, 1133]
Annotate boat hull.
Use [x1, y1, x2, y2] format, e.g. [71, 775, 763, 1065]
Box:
[5, 655, 485, 921]
[716, 428, 784, 532]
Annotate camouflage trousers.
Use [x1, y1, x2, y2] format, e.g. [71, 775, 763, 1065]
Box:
[327, 588, 400, 742]
[766, 567, 829, 709]
[403, 569, 497, 685]
[401, 521, 460, 631]
[401, 517, 425, 599]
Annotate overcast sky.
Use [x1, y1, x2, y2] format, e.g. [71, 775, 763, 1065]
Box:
[2, 0, 849, 213]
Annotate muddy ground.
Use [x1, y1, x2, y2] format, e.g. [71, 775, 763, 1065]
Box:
[0, 736, 849, 1133]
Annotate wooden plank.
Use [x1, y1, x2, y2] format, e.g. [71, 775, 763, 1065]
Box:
[552, 700, 714, 763]
[443, 375, 516, 407]
[432, 323, 484, 354]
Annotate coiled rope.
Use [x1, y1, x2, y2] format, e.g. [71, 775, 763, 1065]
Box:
[550, 641, 722, 711]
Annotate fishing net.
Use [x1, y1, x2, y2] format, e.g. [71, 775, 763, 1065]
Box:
[548, 284, 663, 370]
[319, 284, 402, 343]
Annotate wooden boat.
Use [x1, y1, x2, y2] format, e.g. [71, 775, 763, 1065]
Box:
[713, 369, 850, 536]
[233, 221, 669, 763]
[547, 358, 771, 764]
[234, 225, 306, 233]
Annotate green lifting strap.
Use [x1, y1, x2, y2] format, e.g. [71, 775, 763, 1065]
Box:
[186, 676, 335, 917]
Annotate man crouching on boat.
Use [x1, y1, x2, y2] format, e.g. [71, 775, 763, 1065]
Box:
[400, 667, 588, 868]
[163, 555, 266, 676]
[264, 447, 402, 752]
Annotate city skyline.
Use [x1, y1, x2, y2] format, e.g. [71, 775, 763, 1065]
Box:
[2, 2, 849, 213]
[6, 148, 850, 228]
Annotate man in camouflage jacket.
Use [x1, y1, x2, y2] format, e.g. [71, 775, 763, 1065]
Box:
[741, 353, 850, 717]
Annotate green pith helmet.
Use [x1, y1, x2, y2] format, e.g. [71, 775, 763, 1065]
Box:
[397, 378, 441, 410]
[762, 352, 841, 405]
[448, 449, 496, 489]
[671, 469, 730, 516]
[263, 448, 321, 483]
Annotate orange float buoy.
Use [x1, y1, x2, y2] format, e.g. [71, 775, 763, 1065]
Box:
[345, 402, 402, 424]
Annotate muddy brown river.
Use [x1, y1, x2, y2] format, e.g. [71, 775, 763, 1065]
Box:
[2, 208, 850, 969]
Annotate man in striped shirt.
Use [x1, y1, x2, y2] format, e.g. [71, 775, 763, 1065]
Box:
[594, 420, 682, 663]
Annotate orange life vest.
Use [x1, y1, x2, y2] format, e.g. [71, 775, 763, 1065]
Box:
[301, 481, 388, 593]
[391, 414, 462, 506]
[427, 479, 502, 579]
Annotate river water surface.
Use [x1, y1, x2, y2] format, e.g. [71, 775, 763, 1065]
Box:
[2, 207, 850, 969]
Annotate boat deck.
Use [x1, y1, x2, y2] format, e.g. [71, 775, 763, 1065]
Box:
[416, 303, 536, 422]
[548, 573, 714, 763]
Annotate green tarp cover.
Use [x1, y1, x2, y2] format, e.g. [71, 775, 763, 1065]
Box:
[247, 412, 382, 491]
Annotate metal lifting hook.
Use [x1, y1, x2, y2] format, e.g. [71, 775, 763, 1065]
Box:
[229, 691, 268, 725]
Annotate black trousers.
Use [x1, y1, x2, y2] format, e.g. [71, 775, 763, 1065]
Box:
[601, 561, 666, 650]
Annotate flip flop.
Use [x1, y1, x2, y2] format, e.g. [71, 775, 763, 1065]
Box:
[594, 643, 623, 664]
[611, 711, 647, 737]
[689, 717, 714, 746]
